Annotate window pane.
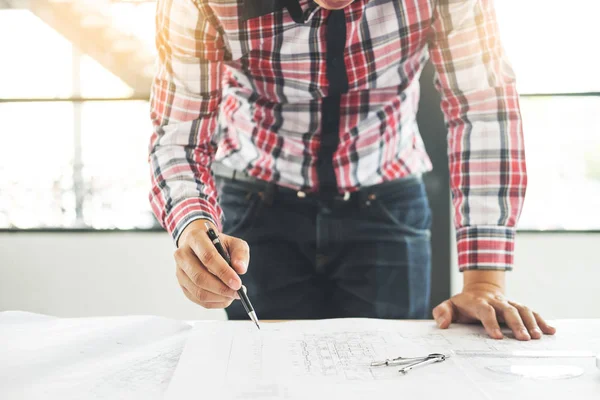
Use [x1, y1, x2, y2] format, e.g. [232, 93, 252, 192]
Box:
[0, 10, 73, 99]
[518, 96, 600, 230]
[80, 101, 158, 229]
[79, 55, 134, 98]
[495, 0, 600, 94]
[0, 103, 75, 228]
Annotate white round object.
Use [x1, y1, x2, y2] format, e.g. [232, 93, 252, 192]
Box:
[486, 365, 584, 380]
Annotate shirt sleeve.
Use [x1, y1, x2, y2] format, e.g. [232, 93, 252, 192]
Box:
[149, 0, 228, 244]
[428, 0, 527, 271]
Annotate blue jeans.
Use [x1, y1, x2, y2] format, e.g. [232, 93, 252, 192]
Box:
[218, 176, 432, 320]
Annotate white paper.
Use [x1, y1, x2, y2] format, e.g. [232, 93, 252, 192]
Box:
[0, 311, 192, 400]
[166, 319, 600, 400]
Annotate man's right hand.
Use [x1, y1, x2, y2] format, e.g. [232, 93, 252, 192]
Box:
[175, 220, 249, 309]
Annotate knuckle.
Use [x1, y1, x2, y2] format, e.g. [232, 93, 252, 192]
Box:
[502, 304, 517, 314]
[216, 266, 230, 281]
[173, 249, 184, 263]
[200, 249, 215, 265]
[481, 304, 495, 314]
[219, 285, 234, 297]
[477, 304, 495, 319]
[195, 289, 208, 302]
[190, 270, 204, 286]
[510, 300, 522, 307]
[475, 299, 491, 309]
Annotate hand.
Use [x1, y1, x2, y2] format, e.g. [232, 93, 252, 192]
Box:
[174, 219, 249, 309]
[432, 272, 556, 340]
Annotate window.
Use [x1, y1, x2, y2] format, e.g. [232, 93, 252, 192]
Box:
[1, 1, 597, 231]
[494, 0, 600, 230]
[0, 4, 159, 230]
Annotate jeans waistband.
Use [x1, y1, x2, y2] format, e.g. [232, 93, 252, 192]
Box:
[213, 165, 423, 208]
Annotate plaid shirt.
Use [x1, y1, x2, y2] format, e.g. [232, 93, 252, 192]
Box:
[149, 0, 526, 271]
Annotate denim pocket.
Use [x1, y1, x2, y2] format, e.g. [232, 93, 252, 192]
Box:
[219, 183, 264, 237]
[371, 183, 432, 236]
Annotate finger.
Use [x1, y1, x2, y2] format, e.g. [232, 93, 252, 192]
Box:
[181, 286, 233, 309]
[432, 300, 454, 329]
[203, 300, 234, 309]
[176, 267, 237, 303]
[533, 311, 557, 335]
[509, 301, 542, 339]
[181, 285, 203, 307]
[224, 236, 250, 275]
[495, 302, 530, 341]
[474, 301, 504, 340]
[186, 233, 242, 290]
[175, 248, 239, 299]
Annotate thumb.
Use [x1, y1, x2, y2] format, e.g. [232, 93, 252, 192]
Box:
[223, 235, 250, 275]
[432, 300, 455, 329]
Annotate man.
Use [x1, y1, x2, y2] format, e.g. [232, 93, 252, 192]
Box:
[149, 0, 555, 340]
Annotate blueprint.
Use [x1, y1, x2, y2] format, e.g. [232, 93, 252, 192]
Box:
[166, 319, 600, 400]
[0, 312, 192, 400]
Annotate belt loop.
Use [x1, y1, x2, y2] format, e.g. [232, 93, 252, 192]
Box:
[259, 183, 276, 206]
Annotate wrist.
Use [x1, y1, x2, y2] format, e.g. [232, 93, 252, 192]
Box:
[178, 219, 216, 248]
[463, 270, 506, 293]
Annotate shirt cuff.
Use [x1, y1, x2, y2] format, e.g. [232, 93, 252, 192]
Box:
[163, 198, 222, 247]
[456, 226, 515, 271]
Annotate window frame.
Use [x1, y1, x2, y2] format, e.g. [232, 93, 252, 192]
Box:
[2, 91, 599, 233]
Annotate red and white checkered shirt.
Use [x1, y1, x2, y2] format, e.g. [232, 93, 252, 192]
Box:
[149, 0, 526, 271]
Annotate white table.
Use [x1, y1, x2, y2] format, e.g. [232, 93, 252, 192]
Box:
[1, 312, 599, 399]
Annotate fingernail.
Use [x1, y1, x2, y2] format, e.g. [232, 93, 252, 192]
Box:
[228, 278, 241, 290]
[531, 328, 542, 337]
[520, 329, 531, 339]
[237, 261, 248, 273]
[437, 317, 446, 327]
[235, 292, 240, 300]
[494, 329, 503, 338]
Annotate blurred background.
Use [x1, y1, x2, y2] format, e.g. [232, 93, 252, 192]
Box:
[0, 0, 598, 320]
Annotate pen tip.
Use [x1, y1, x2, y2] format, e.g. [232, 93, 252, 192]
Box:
[249, 311, 260, 330]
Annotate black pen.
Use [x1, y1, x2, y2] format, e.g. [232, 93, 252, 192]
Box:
[204, 222, 260, 329]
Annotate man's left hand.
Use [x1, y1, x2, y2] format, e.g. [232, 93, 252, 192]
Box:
[432, 280, 556, 341]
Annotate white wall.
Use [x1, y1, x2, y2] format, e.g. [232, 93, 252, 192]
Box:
[451, 233, 600, 319]
[1, 232, 598, 320]
[0, 232, 225, 321]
